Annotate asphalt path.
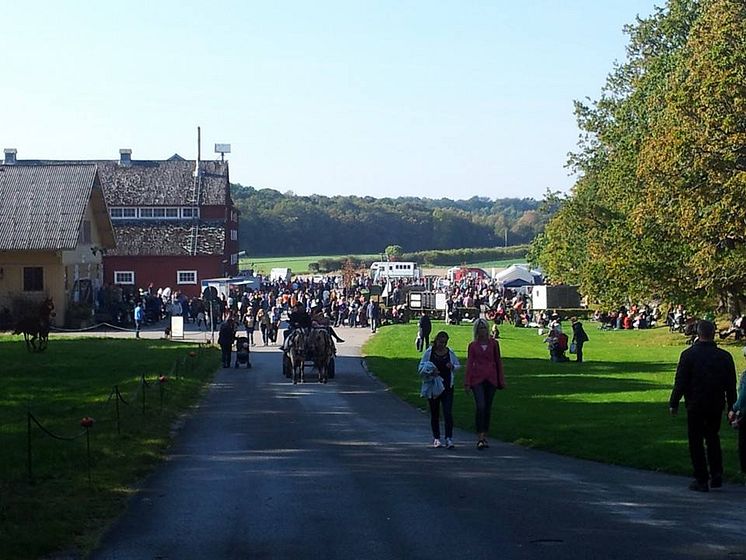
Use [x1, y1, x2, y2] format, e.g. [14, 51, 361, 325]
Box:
[89, 325, 746, 560]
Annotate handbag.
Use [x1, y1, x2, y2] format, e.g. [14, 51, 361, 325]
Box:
[569, 341, 577, 354]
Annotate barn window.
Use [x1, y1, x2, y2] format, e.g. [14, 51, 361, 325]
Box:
[139, 208, 154, 218]
[165, 207, 179, 218]
[152, 208, 166, 218]
[114, 271, 134, 285]
[23, 267, 44, 291]
[230, 229, 238, 241]
[177, 270, 197, 285]
[230, 254, 238, 265]
[182, 207, 199, 218]
[110, 208, 123, 218]
[121, 208, 136, 218]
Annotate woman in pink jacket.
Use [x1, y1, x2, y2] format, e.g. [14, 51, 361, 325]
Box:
[465, 318, 506, 449]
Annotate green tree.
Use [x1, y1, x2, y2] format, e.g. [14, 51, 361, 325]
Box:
[531, 0, 710, 309]
[636, 0, 746, 315]
[384, 245, 403, 260]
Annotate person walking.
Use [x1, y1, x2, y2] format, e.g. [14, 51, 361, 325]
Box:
[669, 320, 737, 492]
[218, 316, 237, 368]
[257, 308, 271, 346]
[367, 300, 380, 333]
[243, 309, 256, 346]
[465, 318, 506, 450]
[571, 316, 589, 362]
[133, 301, 144, 339]
[419, 331, 461, 449]
[417, 310, 432, 352]
[728, 346, 746, 474]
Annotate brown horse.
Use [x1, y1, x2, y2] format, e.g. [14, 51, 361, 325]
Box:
[13, 298, 55, 352]
[286, 328, 307, 384]
[308, 328, 335, 384]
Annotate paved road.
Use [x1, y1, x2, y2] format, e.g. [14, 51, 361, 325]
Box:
[90, 325, 746, 559]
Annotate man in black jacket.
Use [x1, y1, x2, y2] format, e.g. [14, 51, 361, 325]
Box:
[218, 316, 237, 368]
[669, 320, 737, 491]
[417, 310, 432, 352]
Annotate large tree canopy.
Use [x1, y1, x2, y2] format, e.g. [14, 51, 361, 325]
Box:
[531, 0, 745, 314]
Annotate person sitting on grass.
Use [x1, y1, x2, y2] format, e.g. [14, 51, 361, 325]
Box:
[544, 325, 569, 362]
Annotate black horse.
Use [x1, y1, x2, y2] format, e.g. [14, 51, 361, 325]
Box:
[13, 298, 55, 352]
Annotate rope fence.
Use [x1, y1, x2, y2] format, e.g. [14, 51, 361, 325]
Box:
[23, 347, 209, 485]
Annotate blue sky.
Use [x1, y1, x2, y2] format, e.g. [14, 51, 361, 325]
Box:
[1, 1, 658, 200]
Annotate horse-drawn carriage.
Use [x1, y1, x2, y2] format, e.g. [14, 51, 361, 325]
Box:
[282, 327, 336, 384]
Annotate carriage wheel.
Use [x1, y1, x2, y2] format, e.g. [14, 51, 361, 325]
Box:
[283, 354, 291, 378]
[328, 358, 335, 379]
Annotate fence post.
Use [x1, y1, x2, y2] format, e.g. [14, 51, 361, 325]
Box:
[115, 385, 121, 435]
[80, 417, 94, 486]
[27, 411, 33, 483]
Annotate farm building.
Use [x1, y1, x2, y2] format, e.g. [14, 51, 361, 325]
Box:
[7, 149, 240, 300]
[0, 158, 116, 326]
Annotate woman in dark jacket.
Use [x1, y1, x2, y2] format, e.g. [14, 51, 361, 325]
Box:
[571, 317, 589, 363]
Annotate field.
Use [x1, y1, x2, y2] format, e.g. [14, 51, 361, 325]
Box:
[240, 254, 526, 275]
[240, 254, 379, 275]
[0, 336, 220, 559]
[363, 322, 746, 479]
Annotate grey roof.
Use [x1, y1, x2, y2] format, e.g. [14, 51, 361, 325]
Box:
[17, 158, 230, 207]
[108, 221, 226, 256]
[0, 164, 113, 251]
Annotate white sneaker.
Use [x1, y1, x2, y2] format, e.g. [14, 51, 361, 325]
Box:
[432, 438, 442, 448]
[445, 438, 455, 449]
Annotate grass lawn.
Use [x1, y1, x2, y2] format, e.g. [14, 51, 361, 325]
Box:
[241, 255, 525, 275]
[364, 323, 746, 479]
[241, 254, 379, 275]
[458, 258, 527, 270]
[0, 335, 220, 560]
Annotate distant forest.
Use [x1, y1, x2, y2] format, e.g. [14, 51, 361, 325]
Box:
[231, 184, 548, 257]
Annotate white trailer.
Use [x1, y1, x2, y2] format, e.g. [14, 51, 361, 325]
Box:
[531, 285, 581, 310]
[370, 261, 420, 282]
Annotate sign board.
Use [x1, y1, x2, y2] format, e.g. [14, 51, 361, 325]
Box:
[171, 315, 184, 339]
[214, 143, 231, 153]
[408, 291, 447, 311]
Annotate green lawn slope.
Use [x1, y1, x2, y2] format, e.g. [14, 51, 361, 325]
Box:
[363, 322, 746, 479]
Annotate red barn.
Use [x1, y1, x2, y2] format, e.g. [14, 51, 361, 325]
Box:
[99, 150, 239, 297]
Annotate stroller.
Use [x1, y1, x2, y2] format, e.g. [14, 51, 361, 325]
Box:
[234, 336, 252, 369]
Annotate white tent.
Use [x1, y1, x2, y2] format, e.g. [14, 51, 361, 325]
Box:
[494, 264, 540, 287]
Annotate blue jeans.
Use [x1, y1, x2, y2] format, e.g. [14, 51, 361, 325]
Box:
[472, 381, 497, 434]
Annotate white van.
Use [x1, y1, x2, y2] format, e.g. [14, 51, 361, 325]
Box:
[369, 261, 420, 282]
[270, 268, 292, 282]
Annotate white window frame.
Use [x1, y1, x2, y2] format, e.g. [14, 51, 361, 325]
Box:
[114, 271, 135, 285]
[230, 229, 238, 241]
[182, 207, 200, 218]
[165, 207, 179, 218]
[139, 208, 153, 218]
[177, 270, 197, 285]
[110, 208, 123, 218]
[230, 254, 238, 265]
[121, 207, 136, 218]
[152, 208, 166, 218]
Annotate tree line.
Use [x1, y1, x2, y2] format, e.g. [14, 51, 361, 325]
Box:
[231, 186, 547, 256]
[529, 0, 745, 316]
